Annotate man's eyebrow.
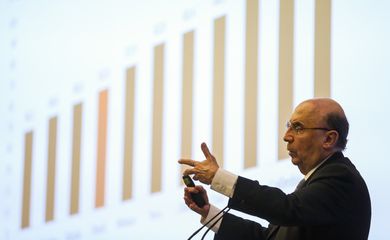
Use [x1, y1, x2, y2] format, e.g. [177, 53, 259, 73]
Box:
[291, 120, 304, 125]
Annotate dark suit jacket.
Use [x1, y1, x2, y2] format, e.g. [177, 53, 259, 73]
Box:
[214, 152, 371, 240]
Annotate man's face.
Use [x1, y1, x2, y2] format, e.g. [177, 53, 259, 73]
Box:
[283, 102, 328, 175]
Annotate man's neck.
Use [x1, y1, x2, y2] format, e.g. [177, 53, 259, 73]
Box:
[304, 152, 335, 180]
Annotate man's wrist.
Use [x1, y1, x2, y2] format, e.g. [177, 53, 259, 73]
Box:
[200, 204, 223, 233]
[201, 205, 210, 220]
[210, 168, 238, 198]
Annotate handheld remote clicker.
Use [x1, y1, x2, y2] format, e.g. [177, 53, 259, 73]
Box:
[182, 175, 206, 207]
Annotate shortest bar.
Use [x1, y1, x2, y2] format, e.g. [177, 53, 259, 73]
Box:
[21, 131, 33, 229]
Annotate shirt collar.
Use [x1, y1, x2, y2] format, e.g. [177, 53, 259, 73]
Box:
[304, 153, 334, 181]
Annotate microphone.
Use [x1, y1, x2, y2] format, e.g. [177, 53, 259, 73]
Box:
[200, 207, 230, 240]
[187, 205, 230, 240]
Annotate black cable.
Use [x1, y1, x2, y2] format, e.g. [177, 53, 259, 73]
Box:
[200, 207, 230, 240]
[187, 205, 229, 240]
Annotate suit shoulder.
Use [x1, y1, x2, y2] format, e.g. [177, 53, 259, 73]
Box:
[310, 157, 367, 187]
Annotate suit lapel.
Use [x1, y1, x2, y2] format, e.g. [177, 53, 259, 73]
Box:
[294, 178, 306, 191]
[266, 224, 280, 240]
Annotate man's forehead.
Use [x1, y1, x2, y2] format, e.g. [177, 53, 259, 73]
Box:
[294, 101, 316, 114]
[291, 102, 319, 122]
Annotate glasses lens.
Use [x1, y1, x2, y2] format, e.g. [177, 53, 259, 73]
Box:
[286, 121, 304, 133]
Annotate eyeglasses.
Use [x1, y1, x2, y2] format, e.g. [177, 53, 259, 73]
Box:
[286, 121, 332, 135]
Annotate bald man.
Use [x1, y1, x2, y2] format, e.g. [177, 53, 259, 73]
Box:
[179, 98, 371, 240]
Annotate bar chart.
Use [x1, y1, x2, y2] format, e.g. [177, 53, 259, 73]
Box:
[3, 0, 333, 239]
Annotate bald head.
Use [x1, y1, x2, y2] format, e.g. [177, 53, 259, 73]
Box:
[297, 98, 349, 150]
[300, 98, 345, 115]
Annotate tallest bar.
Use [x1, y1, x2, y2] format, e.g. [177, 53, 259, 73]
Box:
[314, 0, 331, 97]
[244, 0, 259, 168]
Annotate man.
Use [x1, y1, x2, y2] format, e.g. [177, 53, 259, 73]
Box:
[179, 98, 371, 240]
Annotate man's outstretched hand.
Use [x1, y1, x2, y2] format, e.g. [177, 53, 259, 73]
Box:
[178, 142, 219, 185]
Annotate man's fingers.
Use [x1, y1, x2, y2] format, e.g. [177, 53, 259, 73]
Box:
[184, 196, 191, 206]
[185, 186, 200, 194]
[178, 159, 197, 167]
[195, 185, 205, 193]
[183, 168, 197, 176]
[201, 142, 213, 159]
[184, 196, 198, 210]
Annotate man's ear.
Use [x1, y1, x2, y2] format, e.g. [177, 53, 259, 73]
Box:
[323, 130, 339, 149]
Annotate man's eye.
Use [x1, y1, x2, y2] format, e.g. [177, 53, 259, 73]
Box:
[293, 124, 303, 131]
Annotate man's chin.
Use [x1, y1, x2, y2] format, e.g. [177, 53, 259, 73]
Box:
[291, 157, 301, 166]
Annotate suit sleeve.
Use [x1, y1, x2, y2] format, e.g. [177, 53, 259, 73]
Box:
[213, 212, 269, 240]
[227, 163, 362, 226]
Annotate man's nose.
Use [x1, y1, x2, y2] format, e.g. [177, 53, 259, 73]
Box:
[283, 130, 293, 143]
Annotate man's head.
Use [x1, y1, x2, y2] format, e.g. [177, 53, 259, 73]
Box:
[283, 98, 349, 175]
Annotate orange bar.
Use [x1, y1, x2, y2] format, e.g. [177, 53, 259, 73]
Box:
[123, 67, 135, 200]
[21, 131, 33, 228]
[70, 103, 82, 214]
[278, 0, 295, 160]
[96, 90, 108, 208]
[244, 0, 259, 168]
[45, 117, 57, 222]
[212, 16, 226, 166]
